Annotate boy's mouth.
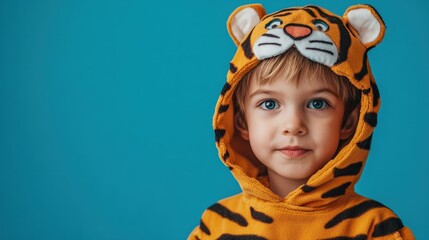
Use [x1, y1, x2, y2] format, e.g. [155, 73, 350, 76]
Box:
[279, 146, 310, 158]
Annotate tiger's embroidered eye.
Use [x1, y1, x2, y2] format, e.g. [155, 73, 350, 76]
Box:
[265, 19, 283, 30]
[313, 19, 329, 31]
[307, 99, 329, 109]
[260, 100, 279, 110]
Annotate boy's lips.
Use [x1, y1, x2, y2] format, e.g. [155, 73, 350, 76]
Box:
[278, 146, 310, 158]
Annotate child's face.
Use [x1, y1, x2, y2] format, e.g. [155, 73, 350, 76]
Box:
[238, 74, 352, 182]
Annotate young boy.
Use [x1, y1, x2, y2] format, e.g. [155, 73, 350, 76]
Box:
[189, 4, 414, 239]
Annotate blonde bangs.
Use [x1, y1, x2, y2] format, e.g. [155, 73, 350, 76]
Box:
[234, 48, 360, 123]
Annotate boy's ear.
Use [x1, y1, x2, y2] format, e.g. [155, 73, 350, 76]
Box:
[340, 106, 360, 140]
[344, 4, 386, 48]
[227, 4, 266, 46]
[234, 114, 249, 140]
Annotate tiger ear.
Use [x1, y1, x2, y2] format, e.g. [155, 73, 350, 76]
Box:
[344, 4, 386, 48]
[227, 4, 266, 46]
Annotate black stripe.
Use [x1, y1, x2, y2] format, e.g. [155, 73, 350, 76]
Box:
[362, 88, 371, 95]
[323, 234, 367, 240]
[354, 49, 370, 81]
[261, 8, 299, 21]
[208, 203, 248, 227]
[303, 7, 316, 17]
[229, 63, 237, 73]
[214, 129, 226, 143]
[307, 5, 351, 64]
[357, 134, 373, 150]
[195, 236, 201, 240]
[322, 182, 351, 198]
[364, 112, 377, 127]
[218, 234, 267, 240]
[372, 217, 404, 237]
[250, 207, 273, 224]
[241, 29, 254, 59]
[199, 219, 211, 235]
[218, 104, 229, 114]
[221, 82, 231, 96]
[370, 80, 380, 107]
[334, 162, 363, 177]
[325, 200, 386, 229]
[302, 184, 316, 192]
[306, 47, 334, 55]
[272, 12, 292, 18]
[223, 150, 230, 161]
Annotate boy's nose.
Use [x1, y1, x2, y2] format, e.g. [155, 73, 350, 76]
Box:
[283, 123, 307, 136]
[284, 24, 312, 40]
[282, 111, 307, 136]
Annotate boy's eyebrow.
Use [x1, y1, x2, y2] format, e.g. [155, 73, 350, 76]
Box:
[249, 88, 340, 99]
[249, 90, 278, 99]
[311, 88, 340, 98]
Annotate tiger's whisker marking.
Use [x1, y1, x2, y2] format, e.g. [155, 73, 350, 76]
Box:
[309, 40, 333, 45]
[258, 42, 282, 46]
[262, 33, 280, 39]
[306, 47, 334, 55]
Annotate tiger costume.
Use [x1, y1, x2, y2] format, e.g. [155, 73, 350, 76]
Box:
[188, 4, 415, 240]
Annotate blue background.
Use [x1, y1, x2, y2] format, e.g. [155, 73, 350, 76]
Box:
[0, 0, 427, 239]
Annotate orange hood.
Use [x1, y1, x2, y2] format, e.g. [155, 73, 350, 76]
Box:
[213, 4, 385, 208]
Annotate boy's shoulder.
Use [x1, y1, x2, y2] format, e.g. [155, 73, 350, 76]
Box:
[348, 193, 401, 216]
[342, 193, 415, 239]
[200, 193, 246, 221]
[188, 193, 245, 240]
[338, 193, 404, 222]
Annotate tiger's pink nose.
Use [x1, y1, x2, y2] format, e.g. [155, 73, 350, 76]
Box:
[284, 24, 312, 40]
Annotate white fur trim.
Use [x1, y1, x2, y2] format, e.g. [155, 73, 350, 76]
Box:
[231, 8, 261, 43]
[347, 8, 381, 44]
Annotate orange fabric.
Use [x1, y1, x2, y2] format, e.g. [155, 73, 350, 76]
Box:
[189, 4, 414, 240]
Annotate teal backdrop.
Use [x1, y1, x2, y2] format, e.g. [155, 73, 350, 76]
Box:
[1, 0, 427, 239]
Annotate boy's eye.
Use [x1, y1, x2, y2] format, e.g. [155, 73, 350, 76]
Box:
[307, 99, 329, 109]
[260, 100, 279, 110]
